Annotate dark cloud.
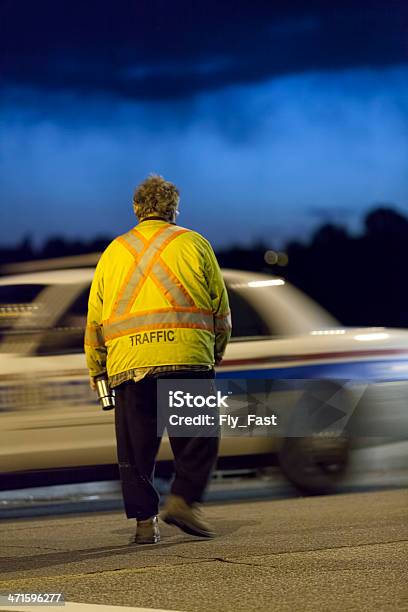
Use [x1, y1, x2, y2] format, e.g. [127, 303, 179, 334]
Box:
[1, 0, 407, 100]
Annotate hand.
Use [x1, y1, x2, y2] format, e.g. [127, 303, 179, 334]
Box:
[215, 356, 223, 366]
[89, 375, 97, 391]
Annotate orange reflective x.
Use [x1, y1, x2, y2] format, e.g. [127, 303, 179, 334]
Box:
[103, 224, 215, 341]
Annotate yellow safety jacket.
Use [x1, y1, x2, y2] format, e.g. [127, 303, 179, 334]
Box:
[84, 219, 231, 380]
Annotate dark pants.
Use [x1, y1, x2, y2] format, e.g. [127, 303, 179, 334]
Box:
[114, 370, 219, 520]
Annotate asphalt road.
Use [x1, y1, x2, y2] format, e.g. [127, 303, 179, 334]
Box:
[0, 488, 407, 612]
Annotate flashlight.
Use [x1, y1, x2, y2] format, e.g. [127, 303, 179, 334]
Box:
[95, 374, 115, 410]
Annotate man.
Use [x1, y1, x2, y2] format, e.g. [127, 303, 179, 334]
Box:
[85, 175, 231, 544]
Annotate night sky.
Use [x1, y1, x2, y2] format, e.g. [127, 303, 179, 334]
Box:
[1, 0, 407, 249]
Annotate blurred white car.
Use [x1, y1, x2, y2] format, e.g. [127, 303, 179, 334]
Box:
[1, 257, 407, 493]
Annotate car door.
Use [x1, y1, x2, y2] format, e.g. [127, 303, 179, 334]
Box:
[0, 282, 117, 473]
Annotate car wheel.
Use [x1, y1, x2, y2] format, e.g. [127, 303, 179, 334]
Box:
[278, 434, 350, 495]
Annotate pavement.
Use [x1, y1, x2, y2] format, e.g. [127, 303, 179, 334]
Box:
[0, 488, 407, 612]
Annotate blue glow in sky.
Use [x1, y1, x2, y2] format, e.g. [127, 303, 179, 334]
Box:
[1, 65, 407, 249]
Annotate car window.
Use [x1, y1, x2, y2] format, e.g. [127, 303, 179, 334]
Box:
[0, 284, 45, 305]
[35, 285, 90, 356]
[227, 287, 270, 339]
[57, 285, 90, 328]
[0, 284, 46, 341]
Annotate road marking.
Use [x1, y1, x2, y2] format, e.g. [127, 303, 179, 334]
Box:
[0, 602, 181, 612]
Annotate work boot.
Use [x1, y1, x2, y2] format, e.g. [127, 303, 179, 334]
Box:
[134, 515, 160, 544]
[160, 494, 215, 538]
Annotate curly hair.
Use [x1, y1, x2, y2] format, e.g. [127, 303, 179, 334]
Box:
[133, 174, 180, 220]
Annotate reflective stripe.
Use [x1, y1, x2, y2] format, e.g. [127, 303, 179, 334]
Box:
[85, 324, 105, 347]
[116, 229, 146, 256]
[104, 309, 214, 340]
[112, 230, 149, 315]
[215, 311, 232, 333]
[113, 231, 161, 316]
[151, 261, 194, 307]
[113, 225, 189, 316]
